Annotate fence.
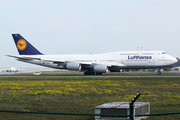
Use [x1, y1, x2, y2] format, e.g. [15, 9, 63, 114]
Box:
[0, 93, 180, 120]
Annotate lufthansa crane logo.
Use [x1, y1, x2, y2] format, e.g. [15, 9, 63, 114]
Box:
[17, 39, 27, 51]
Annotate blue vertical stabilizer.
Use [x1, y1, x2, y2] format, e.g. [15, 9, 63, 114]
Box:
[12, 34, 43, 55]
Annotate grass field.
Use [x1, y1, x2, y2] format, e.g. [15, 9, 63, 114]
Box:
[0, 76, 180, 120]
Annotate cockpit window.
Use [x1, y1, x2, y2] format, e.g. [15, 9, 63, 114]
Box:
[162, 52, 167, 54]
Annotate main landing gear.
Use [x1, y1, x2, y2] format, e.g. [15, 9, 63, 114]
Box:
[84, 71, 102, 75]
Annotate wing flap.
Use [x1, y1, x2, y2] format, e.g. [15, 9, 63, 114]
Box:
[111, 63, 126, 67]
[79, 62, 93, 65]
[107, 63, 127, 67]
[40, 59, 65, 63]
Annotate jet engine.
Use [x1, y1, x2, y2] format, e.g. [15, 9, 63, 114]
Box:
[66, 62, 81, 70]
[94, 64, 108, 73]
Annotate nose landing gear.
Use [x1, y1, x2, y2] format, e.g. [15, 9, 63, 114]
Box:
[157, 68, 161, 75]
[157, 71, 161, 75]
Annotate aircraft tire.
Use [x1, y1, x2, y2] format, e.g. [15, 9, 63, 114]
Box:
[96, 73, 102, 75]
[84, 71, 88, 75]
[157, 71, 161, 75]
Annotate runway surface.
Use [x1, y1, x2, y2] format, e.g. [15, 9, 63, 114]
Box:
[1, 70, 180, 77]
[1, 73, 180, 77]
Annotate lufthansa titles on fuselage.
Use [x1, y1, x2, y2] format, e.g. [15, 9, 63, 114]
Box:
[128, 56, 152, 59]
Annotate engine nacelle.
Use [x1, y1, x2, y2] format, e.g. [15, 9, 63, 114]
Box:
[94, 64, 108, 73]
[66, 62, 81, 70]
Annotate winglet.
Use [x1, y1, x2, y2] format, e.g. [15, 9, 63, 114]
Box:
[12, 34, 43, 55]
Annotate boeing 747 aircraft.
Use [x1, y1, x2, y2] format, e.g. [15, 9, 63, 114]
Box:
[7, 34, 178, 75]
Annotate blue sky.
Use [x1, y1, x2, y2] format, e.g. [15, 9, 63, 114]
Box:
[0, 0, 180, 68]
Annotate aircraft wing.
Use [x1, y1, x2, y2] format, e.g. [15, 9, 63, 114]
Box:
[6, 55, 93, 66]
[6, 55, 126, 71]
[6, 55, 65, 63]
[6, 55, 41, 60]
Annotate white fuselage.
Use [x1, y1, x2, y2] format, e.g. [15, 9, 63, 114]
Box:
[16, 51, 177, 71]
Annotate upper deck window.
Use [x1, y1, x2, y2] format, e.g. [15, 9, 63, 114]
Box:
[162, 52, 167, 54]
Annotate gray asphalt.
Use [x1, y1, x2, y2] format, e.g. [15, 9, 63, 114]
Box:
[1, 74, 180, 77]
